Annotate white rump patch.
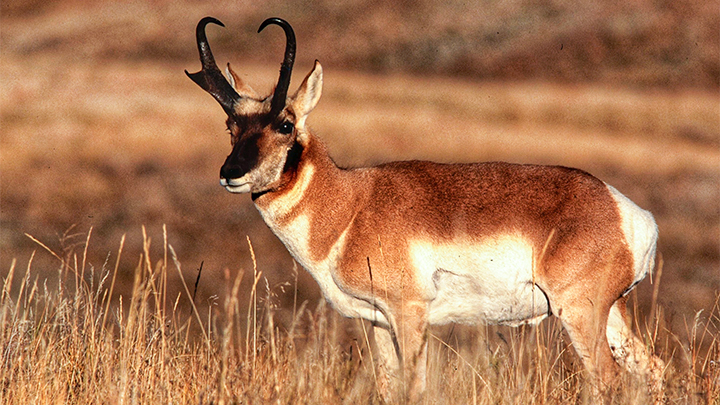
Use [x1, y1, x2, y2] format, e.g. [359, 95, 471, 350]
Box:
[410, 234, 550, 326]
[606, 185, 659, 287]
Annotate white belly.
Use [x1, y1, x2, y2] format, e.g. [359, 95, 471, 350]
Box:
[411, 234, 550, 326]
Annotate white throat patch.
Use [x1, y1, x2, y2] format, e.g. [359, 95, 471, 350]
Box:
[261, 162, 315, 220]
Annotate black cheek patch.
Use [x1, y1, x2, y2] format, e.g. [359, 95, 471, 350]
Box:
[283, 141, 304, 174]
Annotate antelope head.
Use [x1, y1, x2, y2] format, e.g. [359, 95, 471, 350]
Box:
[186, 17, 322, 195]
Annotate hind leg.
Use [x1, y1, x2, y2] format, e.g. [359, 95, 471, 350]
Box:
[551, 289, 620, 389]
[606, 296, 664, 395]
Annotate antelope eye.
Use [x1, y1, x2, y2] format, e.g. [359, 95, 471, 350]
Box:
[279, 121, 294, 135]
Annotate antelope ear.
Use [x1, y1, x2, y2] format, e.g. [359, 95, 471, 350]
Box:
[291, 61, 323, 132]
[226, 63, 259, 98]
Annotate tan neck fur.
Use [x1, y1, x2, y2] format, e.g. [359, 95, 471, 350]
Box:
[253, 132, 364, 263]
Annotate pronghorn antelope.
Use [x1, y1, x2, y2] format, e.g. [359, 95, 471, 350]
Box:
[186, 16, 664, 400]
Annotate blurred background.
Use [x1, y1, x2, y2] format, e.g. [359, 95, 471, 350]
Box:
[1, 0, 718, 342]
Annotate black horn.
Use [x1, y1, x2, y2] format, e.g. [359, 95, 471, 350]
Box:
[185, 17, 241, 115]
[258, 18, 296, 118]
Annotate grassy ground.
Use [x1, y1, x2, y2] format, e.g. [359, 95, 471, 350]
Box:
[1, 0, 719, 403]
[1, 230, 718, 404]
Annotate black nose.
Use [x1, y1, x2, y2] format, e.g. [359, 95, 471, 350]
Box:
[220, 161, 243, 180]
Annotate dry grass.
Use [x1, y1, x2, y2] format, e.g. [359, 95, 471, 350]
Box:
[1, 228, 718, 404]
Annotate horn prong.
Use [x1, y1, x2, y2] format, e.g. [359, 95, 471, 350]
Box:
[186, 17, 241, 115]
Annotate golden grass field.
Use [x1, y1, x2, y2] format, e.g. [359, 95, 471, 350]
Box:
[1, 0, 719, 403]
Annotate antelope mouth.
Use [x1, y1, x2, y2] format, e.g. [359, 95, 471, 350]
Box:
[220, 178, 252, 194]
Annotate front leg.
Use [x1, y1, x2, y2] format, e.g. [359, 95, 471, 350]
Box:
[374, 325, 400, 402]
[374, 301, 429, 403]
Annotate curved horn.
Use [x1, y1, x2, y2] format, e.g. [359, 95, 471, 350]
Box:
[185, 17, 241, 115]
[258, 17, 296, 118]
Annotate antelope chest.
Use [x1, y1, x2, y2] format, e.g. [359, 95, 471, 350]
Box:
[255, 162, 390, 325]
[259, 210, 392, 327]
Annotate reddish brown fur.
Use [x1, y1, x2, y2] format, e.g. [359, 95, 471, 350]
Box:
[256, 135, 634, 308]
